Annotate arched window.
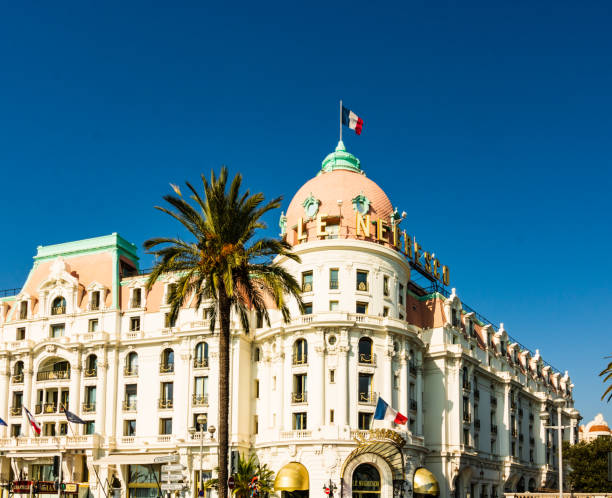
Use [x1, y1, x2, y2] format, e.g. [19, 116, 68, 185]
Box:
[51, 296, 66, 315]
[161, 348, 174, 373]
[125, 352, 138, 376]
[358, 337, 374, 364]
[12, 361, 24, 383]
[85, 354, 98, 378]
[352, 464, 380, 493]
[254, 347, 260, 362]
[194, 342, 208, 368]
[293, 339, 307, 365]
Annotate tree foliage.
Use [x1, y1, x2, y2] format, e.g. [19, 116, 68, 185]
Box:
[563, 437, 612, 492]
[204, 453, 276, 498]
[600, 356, 612, 402]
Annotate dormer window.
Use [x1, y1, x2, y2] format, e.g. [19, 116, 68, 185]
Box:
[90, 291, 100, 311]
[51, 297, 66, 315]
[166, 284, 177, 305]
[19, 301, 28, 320]
[451, 308, 460, 328]
[383, 275, 390, 296]
[131, 288, 142, 308]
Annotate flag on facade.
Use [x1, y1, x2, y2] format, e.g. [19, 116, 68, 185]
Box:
[63, 409, 87, 425]
[373, 397, 408, 425]
[342, 105, 364, 135]
[23, 407, 41, 435]
[0, 417, 7, 427]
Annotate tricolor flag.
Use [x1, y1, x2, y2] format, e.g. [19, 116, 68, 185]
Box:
[342, 105, 364, 135]
[0, 417, 7, 427]
[373, 397, 408, 425]
[23, 407, 41, 436]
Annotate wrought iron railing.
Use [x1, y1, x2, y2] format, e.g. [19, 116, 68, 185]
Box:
[291, 392, 307, 404]
[82, 403, 96, 413]
[84, 369, 97, 378]
[37, 370, 70, 381]
[9, 406, 21, 416]
[409, 399, 418, 411]
[292, 353, 308, 365]
[194, 358, 209, 368]
[192, 394, 208, 406]
[43, 403, 58, 414]
[358, 353, 375, 365]
[123, 400, 137, 411]
[124, 366, 138, 377]
[51, 306, 66, 315]
[159, 363, 174, 374]
[158, 398, 173, 409]
[358, 392, 376, 405]
[11, 374, 24, 384]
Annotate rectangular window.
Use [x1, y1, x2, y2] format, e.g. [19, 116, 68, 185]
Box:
[125, 384, 137, 408]
[130, 316, 140, 332]
[301, 271, 313, 292]
[330, 409, 335, 423]
[88, 319, 98, 333]
[60, 422, 69, 435]
[164, 313, 176, 328]
[358, 412, 373, 430]
[256, 311, 264, 329]
[161, 382, 174, 402]
[43, 422, 56, 436]
[356, 270, 369, 291]
[20, 301, 27, 320]
[383, 275, 390, 296]
[273, 376, 276, 391]
[193, 413, 207, 431]
[356, 302, 368, 315]
[358, 373, 373, 402]
[293, 412, 307, 430]
[132, 288, 142, 308]
[451, 308, 460, 327]
[85, 422, 95, 435]
[254, 379, 260, 399]
[159, 418, 172, 435]
[329, 268, 339, 289]
[90, 291, 100, 310]
[254, 415, 259, 434]
[194, 377, 208, 404]
[399, 284, 404, 305]
[329, 369, 335, 383]
[383, 307, 389, 317]
[12, 391, 23, 409]
[124, 420, 136, 436]
[303, 303, 312, 315]
[16, 327, 26, 341]
[293, 374, 307, 403]
[50, 324, 65, 338]
[329, 300, 339, 311]
[11, 424, 21, 437]
[463, 428, 470, 446]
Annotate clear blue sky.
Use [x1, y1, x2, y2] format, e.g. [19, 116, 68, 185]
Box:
[1, 1, 610, 424]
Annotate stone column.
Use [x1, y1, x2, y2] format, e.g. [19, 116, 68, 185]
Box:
[311, 329, 326, 429]
[69, 351, 82, 414]
[337, 330, 350, 428]
[416, 350, 424, 436]
[499, 384, 510, 457]
[96, 348, 108, 436]
[106, 347, 120, 438]
[0, 356, 9, 436]
[399, 352, 408, 418]
[23, 358, 33, 437]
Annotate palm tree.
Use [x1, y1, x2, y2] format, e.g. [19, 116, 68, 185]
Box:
[144, 167, 303, 498]
[600, 356, 612, 402]
[204, 453, 276, 498]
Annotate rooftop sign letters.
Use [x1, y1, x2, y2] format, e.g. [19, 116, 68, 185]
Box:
[295, 212, 450, 285]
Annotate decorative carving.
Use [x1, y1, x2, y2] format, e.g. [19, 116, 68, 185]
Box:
[46, 344, 57, 353]
[353, 428, 405, 448]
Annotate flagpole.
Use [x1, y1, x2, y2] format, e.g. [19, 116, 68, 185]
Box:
[339, 100, 343, 142]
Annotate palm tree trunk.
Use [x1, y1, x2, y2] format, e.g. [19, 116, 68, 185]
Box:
[217, 286, 231, 498]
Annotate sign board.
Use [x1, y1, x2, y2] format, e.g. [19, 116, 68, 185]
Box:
[65, 484, 79, 493]
[161, 483, 184, 491]
[12, 481, 33, 494]
[161, 472, 184, 481]
[161, 464, 186, 472]
[37, 482, 57, 493]
[154, 455, 179, 464]
[228, 476, 235, 490]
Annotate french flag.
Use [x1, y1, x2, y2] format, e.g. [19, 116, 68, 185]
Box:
[373, 397, 408, 425]
[342, 105, 364, 135]
[23, 407, 41, 436]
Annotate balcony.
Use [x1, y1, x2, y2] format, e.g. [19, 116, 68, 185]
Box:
[291, 392, 307, 404]
[35, 404, 43, 414]
[84, 369, 97, 378]
[51, 306, 66, 315]
[359, 392, 377, 405]
[462, 413, 471, 423]
[474, 419, 481, 429]
[292, 354, 308, 366]
[192, 394, 209, 406]
[158, 398, 173, 409]
[123, 400, 137, 411]
[11, 374, 24, 384]
[409, 399, 418, 411]
[358, 353, 376, 366]
[43, 403, 58, 414]
[491, 424, 498, 435]
[194, 358, 209, 369]
[82, 403, 96, 413]
[474, 389, 480, 400]
[37, 370, 70, 381]
[329, 280, 339, 290]
[280, 430, 312, 440]
[159, 363, 174, 374]
[9, 406, 22, 416]
[124, 366, 138, 377]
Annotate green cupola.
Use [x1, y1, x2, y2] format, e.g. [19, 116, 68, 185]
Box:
[319, 141, 364, 175]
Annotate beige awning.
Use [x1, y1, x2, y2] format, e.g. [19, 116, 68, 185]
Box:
[413, 468, 439, 496]
[274, 462, 309, 491]
[93, 454, 161, 466]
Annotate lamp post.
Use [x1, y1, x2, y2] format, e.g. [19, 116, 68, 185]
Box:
[541, 398, 570, 498]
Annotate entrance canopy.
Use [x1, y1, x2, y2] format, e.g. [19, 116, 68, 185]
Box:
[274, 462, 309, 491]
[413, 468, 439, 496]
[341, 429, 406, 481]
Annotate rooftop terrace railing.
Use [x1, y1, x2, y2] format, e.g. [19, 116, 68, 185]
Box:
[0, 288, 21, 298]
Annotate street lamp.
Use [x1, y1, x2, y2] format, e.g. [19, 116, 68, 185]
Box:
[541, 398, 570, 498]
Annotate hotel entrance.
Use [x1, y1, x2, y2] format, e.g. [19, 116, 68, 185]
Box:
[351, 464, 381, 498]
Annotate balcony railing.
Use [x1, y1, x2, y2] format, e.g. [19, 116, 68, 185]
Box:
[194, 358, 209, 369]
[9, 406, 22, 416]
[358, 392, 376, 405]
[291, 392, 307, 404]
[11, 374, 24, 384]
[463, 413, 471, 423]
[491, 424, 498, 435]
[35, 404, 43, 414]
[192, 394, 209, 406]
[51, 306, 66, 315]
[37, 370, 70, 381]
[358, 353, 375, 365]
[159, 363, 174, 374]
[409, 399, 418, 411]
[82, 403, 96, 413]
[124, 366, 138, 377]
[43, 403, 58, 414]
[123, 400, 137, 411]
[329, 280, 339, 290]
[84, 369, 97, 378]
[158, 398, 173, 409]
[462, 381, 471, 391]
[292, 354, 308, 365]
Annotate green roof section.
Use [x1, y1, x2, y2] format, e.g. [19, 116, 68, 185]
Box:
[319, 140, 364, 175]
[34, 233, 139, 264]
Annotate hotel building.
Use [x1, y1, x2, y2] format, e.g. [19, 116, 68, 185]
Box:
[0, 142, 580, 498]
